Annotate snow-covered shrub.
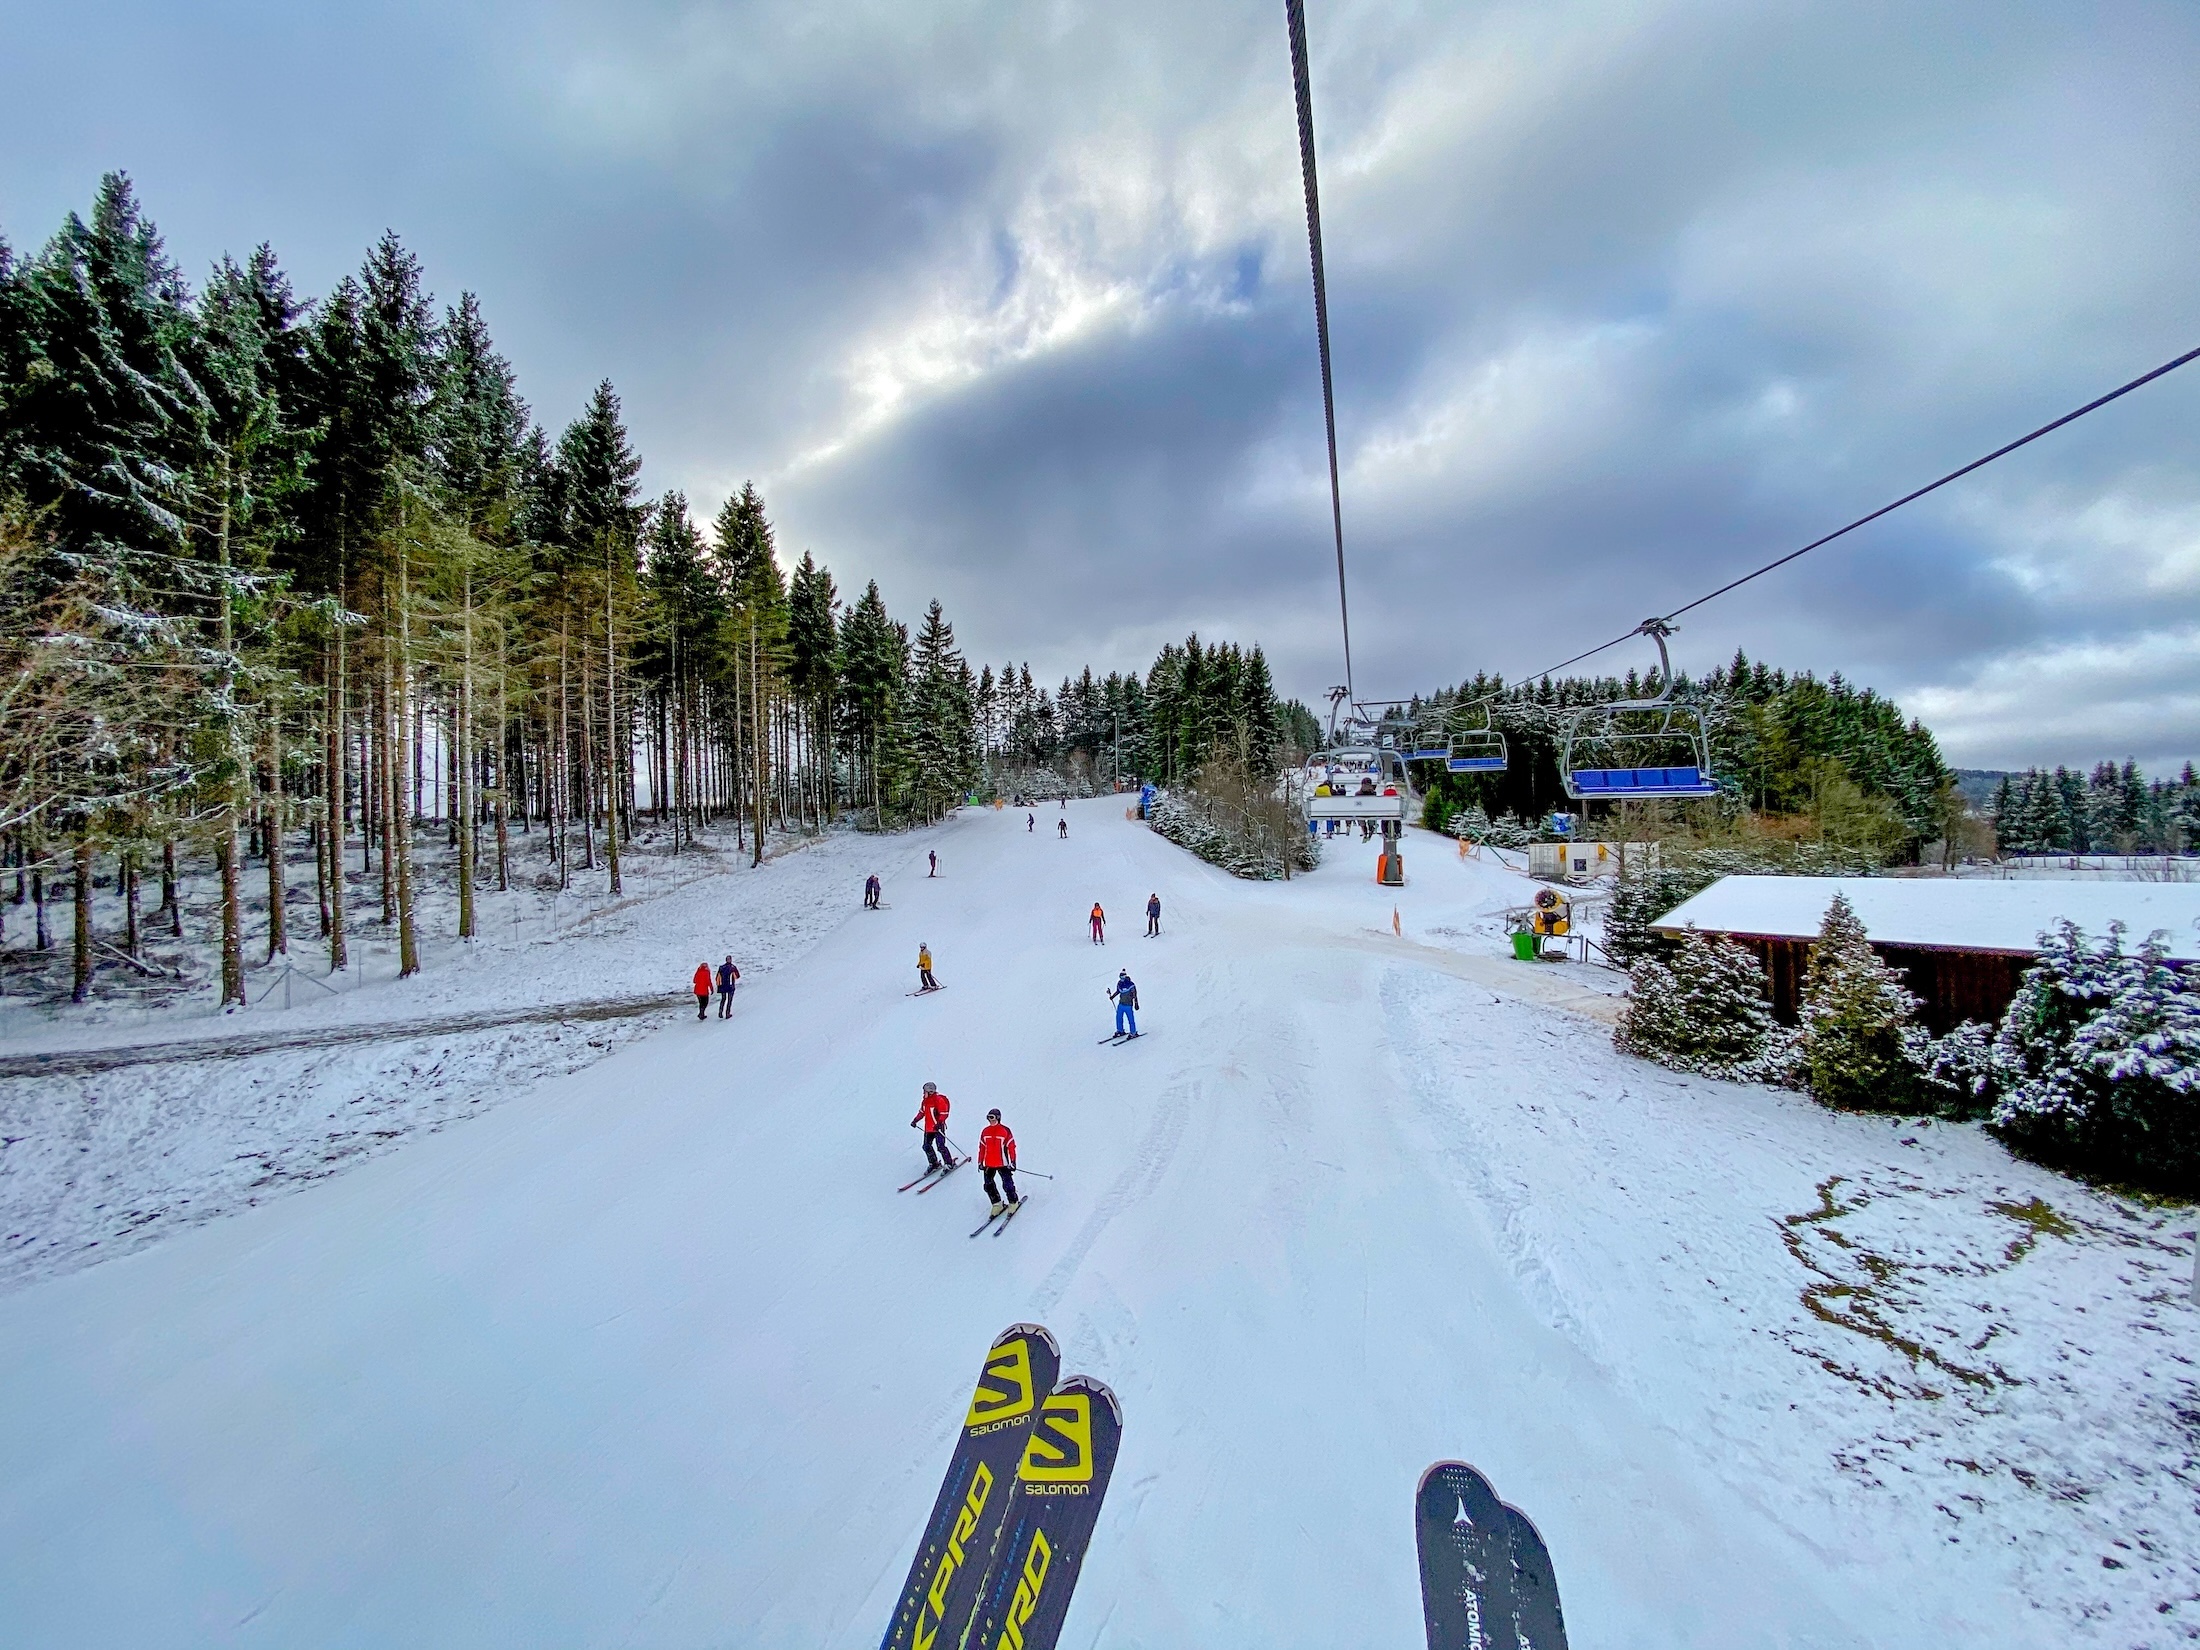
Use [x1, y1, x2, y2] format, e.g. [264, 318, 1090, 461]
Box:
[1615, 926, 1800, 1084]
[1989, 922, 2200, 1194]
[1910, 1020, 1999, 1121]
[1798, 892, 1927, 1113]
[1444, 806, 1536, 850]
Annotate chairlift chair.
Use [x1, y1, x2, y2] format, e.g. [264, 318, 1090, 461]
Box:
[1444, 700, 1509, 774]
[1559, 620, 1719, 800]
[1407, 720, 1450, 762]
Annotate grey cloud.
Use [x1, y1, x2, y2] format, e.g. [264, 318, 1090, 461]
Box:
[4, 0, 2197, 769]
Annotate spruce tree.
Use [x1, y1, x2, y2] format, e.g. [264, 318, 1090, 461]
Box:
[1615, 927, 1798, 1083]
[1797, 891, 1926, 1112]
[908, 599, 971, 821]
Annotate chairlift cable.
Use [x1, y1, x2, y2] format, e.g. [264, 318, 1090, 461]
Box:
[1516, 341, 2200, 685]
[1286, 0, 1354, 705]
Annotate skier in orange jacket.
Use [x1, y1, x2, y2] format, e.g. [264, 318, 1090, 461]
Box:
[977, 1109, 1019, 1213]
[912, 1082, 954, 1172]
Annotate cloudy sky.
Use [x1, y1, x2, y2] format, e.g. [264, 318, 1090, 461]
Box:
[5, 0, 2197, 772]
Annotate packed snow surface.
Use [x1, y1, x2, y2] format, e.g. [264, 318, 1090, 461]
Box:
[0, 804, 2192, 1647]
[1655, 873, 2200, 957]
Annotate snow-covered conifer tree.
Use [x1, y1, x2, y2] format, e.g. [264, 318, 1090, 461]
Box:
[1615, 926, 1798, 1083]
[1798, 892, 1925, 1112]
[1990, 922, 2200, 1191]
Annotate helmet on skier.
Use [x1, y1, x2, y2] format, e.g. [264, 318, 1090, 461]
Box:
[987, 1108, 1002, 1122]
[923, 1082, 937, 1095]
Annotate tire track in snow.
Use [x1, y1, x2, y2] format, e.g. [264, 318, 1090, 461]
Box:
[1026, 1079, 1193, 1318]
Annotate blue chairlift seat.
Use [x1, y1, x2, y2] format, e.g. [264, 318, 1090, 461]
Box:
[1565, 766, 1718, 798]
[1445, 719, 1509, 775]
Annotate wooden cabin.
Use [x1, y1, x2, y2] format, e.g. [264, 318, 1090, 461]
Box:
[1648, 875, 2200, 1032]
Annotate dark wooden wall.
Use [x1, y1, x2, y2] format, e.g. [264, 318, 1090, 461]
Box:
[1727, 937, 2030, 1033]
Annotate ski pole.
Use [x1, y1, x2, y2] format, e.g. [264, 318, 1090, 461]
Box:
[1010, 1167, 1057, 1181]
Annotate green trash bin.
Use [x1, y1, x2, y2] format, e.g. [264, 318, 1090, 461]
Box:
[1511, 930, 1539, 962]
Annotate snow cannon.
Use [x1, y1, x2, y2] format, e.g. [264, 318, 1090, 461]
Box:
[1530, 888, 1570, 937]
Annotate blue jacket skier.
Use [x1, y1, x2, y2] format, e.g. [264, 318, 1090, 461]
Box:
[1108, 970, 1138, 1037]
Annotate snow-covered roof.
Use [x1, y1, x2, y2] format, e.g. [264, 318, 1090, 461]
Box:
[1650, 875, 2200, 960]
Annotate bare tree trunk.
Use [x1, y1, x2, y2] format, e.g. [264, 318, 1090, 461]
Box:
[555, 617, 570, 889]
[33, 864, 51, 950]
[124, 849, 140, 957]
[218, 827, 244, 1006]
[580, 628, 596, 871]
[457, 564, 476, 939]
[494, 627, 510, 893]
[394, 540, 420, 979]
[264, 715, 287, 960]
[216, 450, 247, 1008]
[162, 840, 180, 936]
[378, 662, 396, 923]
[604, 550, 622, 896]
[71, 837, 93, 1003]
[751, 630, 766, 866]
[313, 814, 330, 938]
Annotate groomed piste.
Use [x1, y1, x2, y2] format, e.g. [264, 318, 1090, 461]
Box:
[0, 800, 2189, 1647]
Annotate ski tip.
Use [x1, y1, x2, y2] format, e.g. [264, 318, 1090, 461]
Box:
[1050, 1371, 1123, 1422]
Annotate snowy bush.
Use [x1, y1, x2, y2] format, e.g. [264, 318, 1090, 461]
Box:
[1798, 892, 1928, 1113]
[1444, 806, 1536, 849]
[1910, 1020, 1998, 1121]
[1615, 926, 1800, 1084]
[1988, 922, 2200, 1194]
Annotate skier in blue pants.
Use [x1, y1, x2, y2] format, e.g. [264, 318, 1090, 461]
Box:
[1108, 969, 1139, 1037]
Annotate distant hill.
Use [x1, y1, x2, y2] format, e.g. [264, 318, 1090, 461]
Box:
[1952, 769, 2014, 811]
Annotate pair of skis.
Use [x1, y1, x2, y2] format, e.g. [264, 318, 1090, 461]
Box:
[1415, 1461, 1569, 1650]
[898, 1159, 964, 1194]
[969, 1198, 1027, 1238]
[1096, 1031, 1142, 1046]
[879, 1325, 1123, 1650]
[909, 984, 946, 997]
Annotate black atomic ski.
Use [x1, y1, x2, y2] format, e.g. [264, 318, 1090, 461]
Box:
[881, 1325, 1062, 1650]
[1503, 1503, 1568, 1650]
[962, 1376, 1124, 1650]
[1415, 1461, 1568, 1650]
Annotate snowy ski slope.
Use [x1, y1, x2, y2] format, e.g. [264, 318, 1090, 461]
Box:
[0, 800, 2188, 1647]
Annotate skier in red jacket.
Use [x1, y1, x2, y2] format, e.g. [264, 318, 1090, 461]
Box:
[691, 962, 712, 1020]
[911, 1082, 954, 1172]
[978, 1109, 1020, 1214]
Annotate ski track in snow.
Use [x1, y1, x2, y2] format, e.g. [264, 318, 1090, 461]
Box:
[0, 805, 2192, 1648]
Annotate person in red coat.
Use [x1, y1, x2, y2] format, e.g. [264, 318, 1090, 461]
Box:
[691, 962, 712, 1020]
[912, 1082, 954, 1172]
[978, 1108, 1019, 1213]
